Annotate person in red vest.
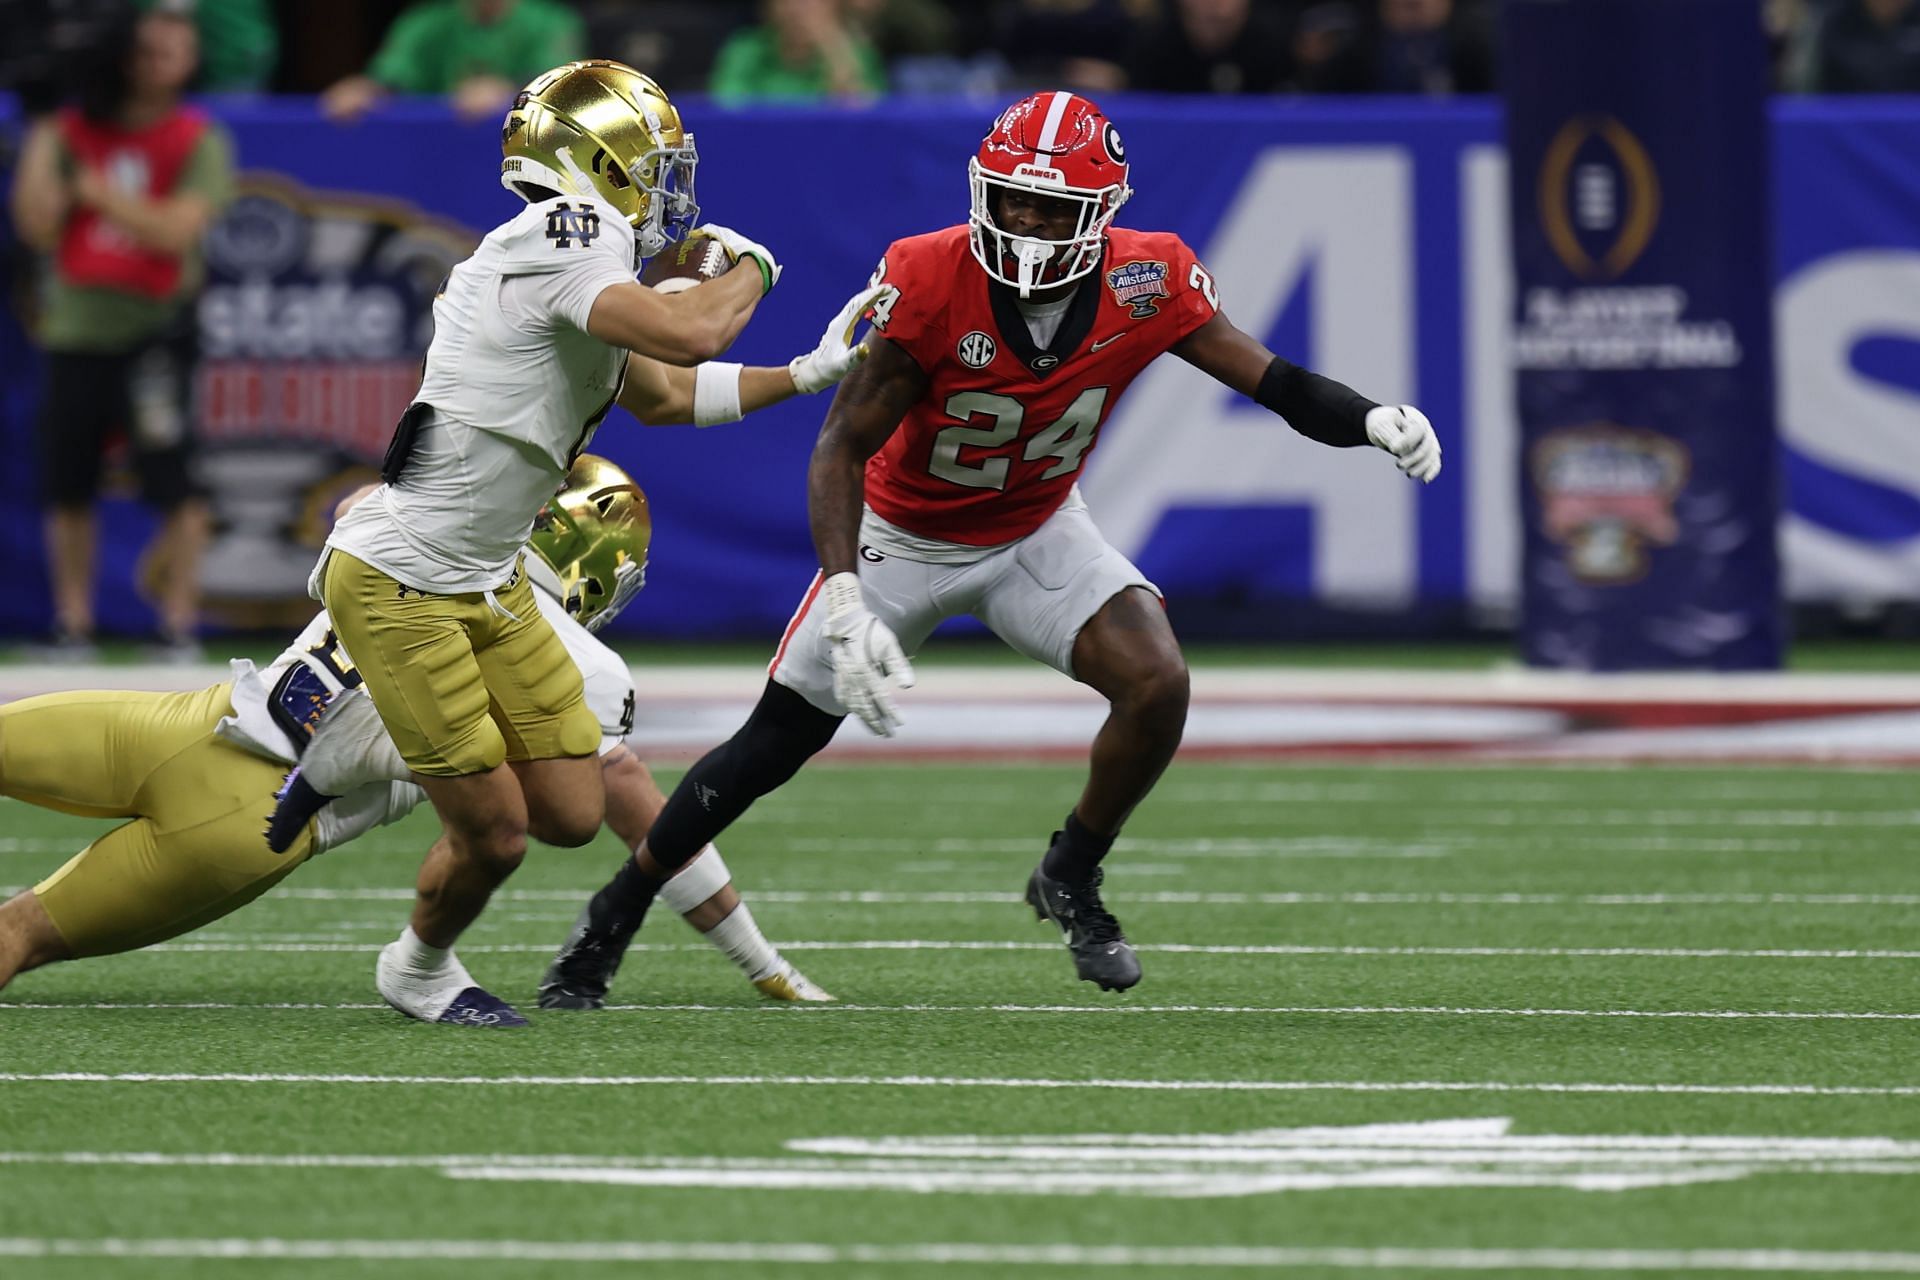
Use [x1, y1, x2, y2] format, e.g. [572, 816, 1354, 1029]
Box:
[9, 3, 234, 660]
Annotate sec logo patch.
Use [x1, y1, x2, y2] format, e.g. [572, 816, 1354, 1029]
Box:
[957, 331, 997, 369]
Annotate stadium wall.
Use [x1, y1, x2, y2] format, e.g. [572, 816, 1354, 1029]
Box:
[0, 97, 1915, 641]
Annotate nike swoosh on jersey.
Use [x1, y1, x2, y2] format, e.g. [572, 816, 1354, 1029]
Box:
[1090, 333, 1128, 351]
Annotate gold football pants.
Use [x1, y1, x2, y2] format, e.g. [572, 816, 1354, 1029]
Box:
[0, 682, 315, 957]
[318, 550, 599, 776]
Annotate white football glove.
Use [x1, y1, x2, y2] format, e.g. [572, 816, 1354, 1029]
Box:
[693, 223, 781, 293]
[819, 571, 914, 737]
[1365, 404, 1443, 483]
[789, 283, 899, 395]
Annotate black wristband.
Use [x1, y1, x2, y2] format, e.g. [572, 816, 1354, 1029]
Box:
[1254, 356, 1376, 448]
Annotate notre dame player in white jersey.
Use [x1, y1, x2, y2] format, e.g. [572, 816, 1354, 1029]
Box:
[0, 457, 830, 1006]
[273, 61, 890, 1026]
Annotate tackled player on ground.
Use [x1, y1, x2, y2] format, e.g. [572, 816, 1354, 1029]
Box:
[0, 455, 829, 1005]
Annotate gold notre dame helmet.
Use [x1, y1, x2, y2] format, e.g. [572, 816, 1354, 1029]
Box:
[500, 59, 699, 258]
[529, 454, 652, 633]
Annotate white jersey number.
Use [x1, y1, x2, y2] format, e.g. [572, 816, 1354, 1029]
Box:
[927, 387, 1110, 491]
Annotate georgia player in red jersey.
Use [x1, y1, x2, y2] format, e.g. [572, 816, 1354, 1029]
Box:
[540, 91, 1440, 1003]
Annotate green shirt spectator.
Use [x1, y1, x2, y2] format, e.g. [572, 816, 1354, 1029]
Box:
[322, 0, 584, 122]
[369, 0, 583, 93]
[190, 0, 278, 92]
[39, 124, 236, 352]
[711, 0, 888, 105]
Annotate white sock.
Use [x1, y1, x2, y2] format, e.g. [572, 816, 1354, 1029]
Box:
[705, 904, 780, 982]
[394, 925, 450, 974]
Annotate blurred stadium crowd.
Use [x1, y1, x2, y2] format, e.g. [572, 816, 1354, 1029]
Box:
[1, 0, 1916, 118]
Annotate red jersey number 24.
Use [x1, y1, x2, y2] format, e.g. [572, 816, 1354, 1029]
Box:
[929, 387, 1110, 491]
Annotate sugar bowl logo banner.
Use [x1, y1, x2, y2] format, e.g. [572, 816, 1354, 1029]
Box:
[191, 174, 476, 628]
[1504, 0, 1782, 670]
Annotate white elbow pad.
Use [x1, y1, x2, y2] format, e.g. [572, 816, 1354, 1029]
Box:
[692, 361, 744, 426]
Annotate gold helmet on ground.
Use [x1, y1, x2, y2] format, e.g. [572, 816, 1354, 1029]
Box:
[529, 454, 652, 633]
[500, 59, 699, 258]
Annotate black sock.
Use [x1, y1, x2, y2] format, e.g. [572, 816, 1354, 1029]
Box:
[588, 854, 662, 935]
[1043, 811, 1116, 882]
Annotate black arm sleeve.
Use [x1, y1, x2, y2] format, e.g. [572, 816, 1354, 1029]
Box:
[1255, 356, 1377, 448]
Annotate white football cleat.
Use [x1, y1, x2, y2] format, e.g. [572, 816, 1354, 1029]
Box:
[376, 941, 528, 1027]
[753, 963, 836, 1003]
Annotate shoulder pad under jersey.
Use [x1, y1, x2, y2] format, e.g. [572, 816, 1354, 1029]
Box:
[495, 194, 636, 276]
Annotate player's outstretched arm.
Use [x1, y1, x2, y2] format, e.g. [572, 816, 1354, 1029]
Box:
[807, 336, 928, 735]
[1173, 313, 1442, 483]
[808, 335, 927, 574]
[615, 284, 897, 427]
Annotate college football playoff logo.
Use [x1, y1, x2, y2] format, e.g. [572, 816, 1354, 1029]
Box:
[957, 331, 997, 369]
[1538, 116, 1660, 280]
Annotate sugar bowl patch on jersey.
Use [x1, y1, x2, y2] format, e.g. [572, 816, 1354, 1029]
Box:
[1105, 259, 1170, 318]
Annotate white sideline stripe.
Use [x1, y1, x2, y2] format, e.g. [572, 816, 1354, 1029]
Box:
[4, 1239, 1920, 1273]
[142, 940, 1920, 959]
[2, 1072, 1917, 1097]
[5, 1000, 1918, 1022]
[262, 888, 1920, 907]
[12, 886, 1920, 912]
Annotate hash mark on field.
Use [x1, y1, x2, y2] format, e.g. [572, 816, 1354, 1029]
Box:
[6, 1000, 1918, 1021]
[141, 940, 1920, 959]
[5, 1239, 1920, 1272]
[4, 1072, 1918, 1097]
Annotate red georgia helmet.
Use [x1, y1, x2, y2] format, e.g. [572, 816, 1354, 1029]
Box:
[968, 91, 1132, 296]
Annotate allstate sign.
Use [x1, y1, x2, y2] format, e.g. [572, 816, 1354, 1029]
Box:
[1774, 103, 1920, 604]
[3, 99, 1918, 640]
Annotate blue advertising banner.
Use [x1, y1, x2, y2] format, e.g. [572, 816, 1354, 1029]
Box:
[0, 97, 1495, 641]
[1, 93, 1914, 645]
[1773, 101, 1920, 604]
[1504, 0, 1783, 669]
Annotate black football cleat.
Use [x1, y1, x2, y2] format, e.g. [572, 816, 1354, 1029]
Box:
[537, 900, 642, 1010]
[265, 769, 332, 854]
[265, 690, 402, 853]
[1026, 852, 1142, 992]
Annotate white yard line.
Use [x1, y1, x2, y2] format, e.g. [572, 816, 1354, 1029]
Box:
[8, 887, 1920, 911]
[139, 940, 1920, 959]
[261, 887, 1920, 907]
[1, 1239, 1919, 1271]
[1, 1072, 1916, 1097]
[4, 1001, 1917, 1021]
[0, 834, 1896, 859]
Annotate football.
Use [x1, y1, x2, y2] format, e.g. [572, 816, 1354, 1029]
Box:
[639, 232, 734, 294]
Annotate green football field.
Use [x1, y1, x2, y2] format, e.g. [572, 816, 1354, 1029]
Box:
[3, 761, 1918, 1278]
